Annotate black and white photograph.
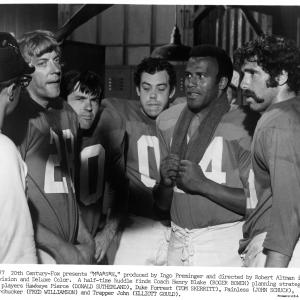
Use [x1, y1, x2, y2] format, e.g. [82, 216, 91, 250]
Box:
[1, 1, 300, 299]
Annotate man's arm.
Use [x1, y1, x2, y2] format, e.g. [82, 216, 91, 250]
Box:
[94, 209, 124, 263]
[153, 183, 174, 212]
[94, 123, 128, 263]
[153, 154, 180, 212]
[75, 213, 95, 264]
[35, 222, 91, 264]
[265, 250, 290, 267]
[176, 160, 246, 215]
[261, 127, 300, 267]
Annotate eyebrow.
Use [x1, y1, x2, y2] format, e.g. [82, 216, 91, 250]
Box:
[37, 54, 59, 61]
[141, 82, 167, 86]
[185, 69, 206, 75]
[74, 95, 86, 99]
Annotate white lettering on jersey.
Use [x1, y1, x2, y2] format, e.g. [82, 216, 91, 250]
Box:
[174, 136, 226, 193]
[247, 169, 258, 209]
[80, 144, 105, 206]
[44, 129, 75, 193]
[137, 135, 160, 188]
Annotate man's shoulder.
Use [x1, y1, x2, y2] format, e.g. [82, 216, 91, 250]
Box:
[157, 103, 186, 131]
[260, 97, 300, 131]
[49, 99, 78, 127]
[0, 134, 16, 151]
[56, 99, 76, 115]
[0, 134, 20, 163]
[223, 105, 248, 123]
[220, 105, 259, 139]
[97, 106, 125, 133]
[102, 98, 139, 119]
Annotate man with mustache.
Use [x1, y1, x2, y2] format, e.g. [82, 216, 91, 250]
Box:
[103, 57, 176, 264]
[154, 45, 253, 266]
[234, 35, 300, 267]
[4, 30, 94, 264]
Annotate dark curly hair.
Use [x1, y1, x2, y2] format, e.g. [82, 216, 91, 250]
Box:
[234, 35, 300, 93]
[134, 57, 176, 92]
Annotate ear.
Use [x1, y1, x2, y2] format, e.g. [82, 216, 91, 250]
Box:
[7, 83, 16, 102]
[136, 86, 141, 97]
[169, 87, 176, 99]
[277, 70, 288, 86]
[218, 77, 229, 91]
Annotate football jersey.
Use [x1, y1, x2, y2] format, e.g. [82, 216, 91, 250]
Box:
[78, 106, 126, 236]
[157, 102, 253, 229]
[240, 97, 300, 258]
[4, 91, 79, 243]
[103, 98, 161, 218]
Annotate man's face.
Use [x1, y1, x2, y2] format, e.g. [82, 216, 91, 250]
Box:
[240, 59, 278, 113]
[185, 57, 221, 113]
[137, 70, 174, 119]
[27, 50, 61, 103]
[67, 84, 100, 130]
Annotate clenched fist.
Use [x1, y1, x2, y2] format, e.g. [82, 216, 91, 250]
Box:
[176, 160, 208, 194]
[160, 153, 180, 187]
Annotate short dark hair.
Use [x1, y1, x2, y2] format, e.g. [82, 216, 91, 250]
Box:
[134, 57, 176, 92]
[234, 35, 300, 93]
[189, 44, 233, 88]
[60, 70, 103, 100]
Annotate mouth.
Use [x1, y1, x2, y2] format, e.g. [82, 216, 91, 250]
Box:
[147, 103, 161, 108]
[244, 95, 264, 104]
[187, 91, 201, 99]
[47, 79, 60, 85]
[81, 115, 93, 120]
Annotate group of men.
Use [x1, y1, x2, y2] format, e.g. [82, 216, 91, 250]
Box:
[1, 27, 300, 268]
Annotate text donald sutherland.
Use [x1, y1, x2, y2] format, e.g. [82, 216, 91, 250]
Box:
[1, 268, 300, 298]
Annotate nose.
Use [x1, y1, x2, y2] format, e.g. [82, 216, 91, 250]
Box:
[186, 75, 198, 87]
[240, 74, 249, 91]
[149, 89, 157, 100]
[84, 99, 92, 111]
[49, 59, 61, 73]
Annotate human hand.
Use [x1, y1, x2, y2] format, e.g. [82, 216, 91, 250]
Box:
[176, 160, 208, 194]
[160, 153, 180, 187]
[94, 230, 112, 263]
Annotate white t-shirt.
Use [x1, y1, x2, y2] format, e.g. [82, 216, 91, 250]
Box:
[0, 133, 37, 263]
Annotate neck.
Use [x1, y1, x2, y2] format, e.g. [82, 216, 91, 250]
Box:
[0, 105, 5, 130]
[27, 88, 50, 109]
[273, 85, 296, 105]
